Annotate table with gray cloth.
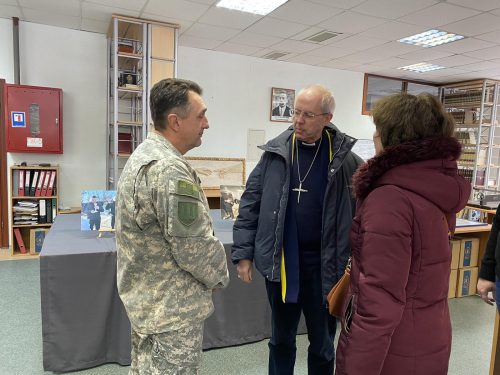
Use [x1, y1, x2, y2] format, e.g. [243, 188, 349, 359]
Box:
[41, 212, 307, 372]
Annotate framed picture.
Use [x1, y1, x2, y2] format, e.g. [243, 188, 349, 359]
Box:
[186, 157, 246, 189]
[220, 185, 245, 220]
[81, 190, 117, 231]
[30, 228, 49, 254]
[270, 87, 295, 123]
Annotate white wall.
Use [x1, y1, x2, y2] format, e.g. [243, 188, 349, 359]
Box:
[0, 18, 14, 84]
[178, 46, 375, 174]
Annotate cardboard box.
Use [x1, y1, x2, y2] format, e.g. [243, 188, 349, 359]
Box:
[448, 269, 458, 299]
[458, 237, 479, 268]
[457, 267, 478, 297]
[450, 239, 461, 270]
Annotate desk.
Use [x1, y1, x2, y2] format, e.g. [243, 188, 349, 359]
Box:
[40, 213, 289, 372]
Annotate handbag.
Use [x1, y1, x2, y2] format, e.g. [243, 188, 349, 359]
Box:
[327, 257, 351, 318]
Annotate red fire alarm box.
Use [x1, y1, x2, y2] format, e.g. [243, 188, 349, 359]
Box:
[4, 84, 63, 153]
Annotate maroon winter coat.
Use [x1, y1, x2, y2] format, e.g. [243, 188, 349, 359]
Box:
[335, 137, 470, 375]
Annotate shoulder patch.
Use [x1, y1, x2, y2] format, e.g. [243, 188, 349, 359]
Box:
[178, 202, 199, 226]
[177, 180, 200, 199]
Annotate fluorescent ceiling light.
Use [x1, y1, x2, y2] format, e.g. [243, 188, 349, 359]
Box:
[216, 0, 288, 15]
[398, 29, 464, 48]
[398, 63, 446, 73]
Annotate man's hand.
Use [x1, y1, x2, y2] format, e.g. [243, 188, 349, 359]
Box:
[237, 259, 253, 284]
[477, 278, 496, 306]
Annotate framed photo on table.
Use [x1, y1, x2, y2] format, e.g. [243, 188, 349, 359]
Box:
[270, 87, 295, 123]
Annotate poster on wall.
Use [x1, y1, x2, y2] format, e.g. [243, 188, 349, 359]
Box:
[270, 87, 294, 123]
[81, 190, 116, 231]
[220, 185, 245, 220]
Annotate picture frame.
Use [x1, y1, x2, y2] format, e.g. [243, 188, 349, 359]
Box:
[81, 190, 117, 231]
[270, 87, 295, 123]
[220, 185, 245, 220]
[30, 228, 49, 254]
[186, 157, 246, 190]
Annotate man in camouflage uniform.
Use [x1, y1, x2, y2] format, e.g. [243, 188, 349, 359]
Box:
[116, 78, 230, 375]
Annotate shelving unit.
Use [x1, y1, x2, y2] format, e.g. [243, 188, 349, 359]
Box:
[107, 15, 179, 189]
[9, 165, 59, 257]
[441, 79, 500, 192]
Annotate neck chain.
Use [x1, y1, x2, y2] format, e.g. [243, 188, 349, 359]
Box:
[293, 136, 322, 203]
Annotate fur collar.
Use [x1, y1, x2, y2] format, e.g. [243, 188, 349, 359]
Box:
[352, 137, 462, 199]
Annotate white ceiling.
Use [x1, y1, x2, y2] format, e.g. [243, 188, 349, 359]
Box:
[2, 0, 500, 83]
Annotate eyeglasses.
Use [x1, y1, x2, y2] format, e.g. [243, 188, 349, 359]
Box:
[293, 109, 330, 120]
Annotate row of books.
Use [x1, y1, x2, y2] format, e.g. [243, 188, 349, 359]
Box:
[13, 169, 57, 197]
[13, 199, 57, 225]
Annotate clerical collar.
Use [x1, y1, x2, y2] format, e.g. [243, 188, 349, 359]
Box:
[297, 137, 323, 148]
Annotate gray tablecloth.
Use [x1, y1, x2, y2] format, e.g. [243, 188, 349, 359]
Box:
[40, 212, 293, 372]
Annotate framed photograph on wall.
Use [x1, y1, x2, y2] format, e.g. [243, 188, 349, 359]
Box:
[270, 87, 295, 123]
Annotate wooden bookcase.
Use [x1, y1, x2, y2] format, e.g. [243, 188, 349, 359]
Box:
[9, 165, 59, 257]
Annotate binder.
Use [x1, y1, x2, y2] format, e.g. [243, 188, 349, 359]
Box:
[18, 170, 25, 196]
[39, 199, 47, 224]
[40, 171, 51, 197]
[12, 170, 19, 196]
[35, 171, 45, 197]
[52, 199, 57, 223]
[47, 171, 56, 197]
[46, 199, 52, 224]
[30, 170, 39, 196]
[13, 228, 27, 254]
[24, 170, 31, 196]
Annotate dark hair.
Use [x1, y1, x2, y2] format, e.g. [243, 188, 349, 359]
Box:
[372, 93, 455, 148]
[149, 78, 203, 131]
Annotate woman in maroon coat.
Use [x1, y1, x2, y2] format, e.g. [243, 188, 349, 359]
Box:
[335, 93, 470, 375]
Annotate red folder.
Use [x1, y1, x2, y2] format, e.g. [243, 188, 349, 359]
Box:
[35, 171, 45, 197]
[47, 171, 56, 197]
[14, 228, 27, 254]
[18, 170, 25, 196]
[40, 171, 51, 197]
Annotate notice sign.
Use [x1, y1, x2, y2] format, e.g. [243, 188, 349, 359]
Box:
[27, 137, 43, 148]
[11, 111, 26, 127]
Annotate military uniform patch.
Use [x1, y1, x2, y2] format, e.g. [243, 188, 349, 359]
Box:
[178, 202, 198, 226]
[177, 180, 200, 199]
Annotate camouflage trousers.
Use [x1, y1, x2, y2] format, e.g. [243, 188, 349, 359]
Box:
[129, 323, 203, 375]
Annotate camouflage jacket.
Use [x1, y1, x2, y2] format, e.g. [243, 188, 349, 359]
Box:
[116, 131, 229, 334]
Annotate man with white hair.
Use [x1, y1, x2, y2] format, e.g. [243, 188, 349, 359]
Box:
[232, 85, 362, 375]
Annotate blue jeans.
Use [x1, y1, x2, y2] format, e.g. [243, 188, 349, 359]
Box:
[265, 268, 336, 375]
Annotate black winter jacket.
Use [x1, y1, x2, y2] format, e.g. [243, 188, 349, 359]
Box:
[479, 204, 500, 282]
[231, 124, 362, 297]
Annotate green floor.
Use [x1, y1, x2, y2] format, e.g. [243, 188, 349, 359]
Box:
[0, 259, 496, 375]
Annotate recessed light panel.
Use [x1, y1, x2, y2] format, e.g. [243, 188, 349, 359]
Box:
[216, 0, 288, 15]
[399, 29, 464, 48]
[398, 62, 446, 73]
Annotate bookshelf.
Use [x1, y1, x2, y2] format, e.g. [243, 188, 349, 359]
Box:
[9, 165, 59, 257]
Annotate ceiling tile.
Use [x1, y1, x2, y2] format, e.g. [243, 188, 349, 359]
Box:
[84, 0, 147, 12]
[189, 0, 218, 4]
[464, 46, 500, 60]
[432, 37, 496, 53]
[359, 21, 428, 40]
[429, 54, 482, 68]
[286, 54, 333, 65]
[476, 30, 500, 43]
[141, 13, 192, 33]
[307, 45, 355, 58]
[447, 0, 500, 11]
[328, 35, 388, 51]
[317, 59, 360, 69]
[20, 0, 81, 17]
[1, 0, 17, 5]
[179, 35, 222, 49]
[229, 31, 283, 48]
[82, 2, 139, 22]
[215, 42, 262, 56]
[22, 8, 80, 30]
[491, 8, 500, 16]
[268, 39, 319, 53]
[420, 67, 470, 77]
[81, 18, 109, 34]
[269, 0, 343, 26]
[0, 5, 22, 18]
[288, 27, 351, 43]
[398, 3, 480, 28]
[341, 51, 387, 64]
[352, 0, 437, 20]
[318, 11, 388, 34]
[305, 0, 366, 9]
[362, 41, 421, 58]
[197, 7, 262, 29]
[444, 13, 500, 37]
[457, 60, 500, 71]
[479, 68, 500, 79]
[143, 0, 210, 22]
[398, 48, 453, 62]
[349, 64, 385, 73]
[184, 23, 241, 41]
[247, 17, 309, 38]
[371, 57, 415, 69]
